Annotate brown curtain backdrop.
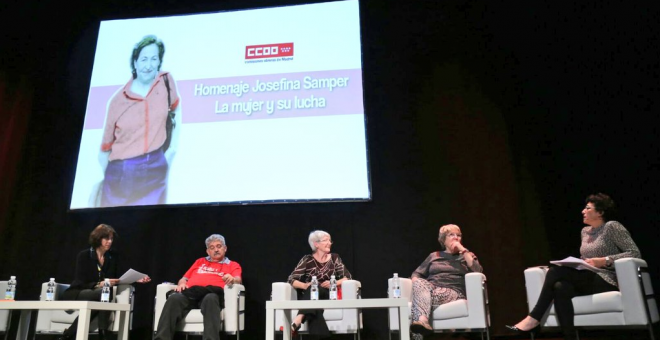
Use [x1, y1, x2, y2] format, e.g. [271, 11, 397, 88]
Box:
[417, 62, 552, 329]
[0, 72, 33, 235]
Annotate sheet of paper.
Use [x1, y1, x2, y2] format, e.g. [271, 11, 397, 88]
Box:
[118, 268, 147, 284]
[549, 256, 600, 272]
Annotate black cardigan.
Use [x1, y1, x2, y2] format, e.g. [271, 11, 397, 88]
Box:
[63, 248, 119, 299]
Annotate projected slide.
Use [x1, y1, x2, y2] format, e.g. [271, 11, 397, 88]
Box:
[70, 0, 370, 209]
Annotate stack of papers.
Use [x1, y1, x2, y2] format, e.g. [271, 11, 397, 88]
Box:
[549, 256, 599, 272]
[119, 269, 148, 283]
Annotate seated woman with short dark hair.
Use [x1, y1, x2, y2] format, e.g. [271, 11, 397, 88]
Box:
[507, 193, 642, 340]
[58, 224, 150, 340]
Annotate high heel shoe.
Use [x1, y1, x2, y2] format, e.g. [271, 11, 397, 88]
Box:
[505, 324, 540, 335]
[291, 322, 301, 336]
[56, 328, 74, 340]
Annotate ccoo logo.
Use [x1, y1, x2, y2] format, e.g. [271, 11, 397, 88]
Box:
[245, 43, 294, 59]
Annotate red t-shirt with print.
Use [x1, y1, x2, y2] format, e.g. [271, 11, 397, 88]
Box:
[184, 257, 242, 289]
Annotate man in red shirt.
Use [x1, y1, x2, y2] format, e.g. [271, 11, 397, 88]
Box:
[155, 234, 242, 340]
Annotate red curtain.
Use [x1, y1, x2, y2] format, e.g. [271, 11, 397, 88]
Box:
[0, 72, 33, 233]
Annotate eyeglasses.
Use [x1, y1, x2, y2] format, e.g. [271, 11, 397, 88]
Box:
[447, 233, 462, 238]
[318, 239, 333, 244]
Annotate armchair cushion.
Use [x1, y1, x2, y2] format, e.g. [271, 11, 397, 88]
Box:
[323, 309, 343, 321]
[432, 300, 469, 320]
[550, 291, 623, 315]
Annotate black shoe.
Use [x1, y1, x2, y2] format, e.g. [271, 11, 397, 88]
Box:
[505, 324, 540, 335]
[57, 328, 74, 340]
[291, 322, 301, 336]
[410, 320, 433, 336]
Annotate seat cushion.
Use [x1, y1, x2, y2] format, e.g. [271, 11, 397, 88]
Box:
[550, 291, 623, 315]
[323, 309, 344, 321]
[432, 299, 468, 320]
[51, 310, 78, 323]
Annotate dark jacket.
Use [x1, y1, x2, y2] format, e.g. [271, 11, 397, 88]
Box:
[62, 248, 119, 299]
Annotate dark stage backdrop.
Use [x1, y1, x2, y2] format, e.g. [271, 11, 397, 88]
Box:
[1, 1, 659, 339]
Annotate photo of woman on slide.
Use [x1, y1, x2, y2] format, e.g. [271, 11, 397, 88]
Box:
[97, 34, 181, 207]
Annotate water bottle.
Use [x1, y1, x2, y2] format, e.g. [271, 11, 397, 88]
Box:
[101, 279, 111, 303]
[310, 276, 319, 300]
[329, 275, 338, 300]
[392, 273, 401, 298]
[46, 278, 56, 301]
[4, 276, 16, 300]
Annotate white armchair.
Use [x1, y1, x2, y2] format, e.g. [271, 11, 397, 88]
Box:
[0, 281, 9, 334]
[524, 258, 659, 339]
[153, 283, 245, 339]
[388, 274, 490, 340]
[34, 282, 134, 335]
[271, 280, 362, 338]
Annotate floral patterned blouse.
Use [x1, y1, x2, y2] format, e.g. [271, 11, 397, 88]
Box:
[287, 253, 352, 286]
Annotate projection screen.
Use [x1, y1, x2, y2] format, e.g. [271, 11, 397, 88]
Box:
[70, 0, 370, 209]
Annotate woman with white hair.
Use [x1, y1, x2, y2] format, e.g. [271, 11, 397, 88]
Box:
[409, 224, 483, 339]
[287, 230, 352, 338]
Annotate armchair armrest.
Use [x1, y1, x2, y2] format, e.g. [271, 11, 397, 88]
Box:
[615, 258, 650, 297]
[111, 284, 134, 332]
[524, 266, 548, 313]
[223, 284, 245, 332]
[39, 282, 70, 301]
[341, 280, 361, 299]
[271, 282, 297, 301]
[153, 284, 177, 331]
[465, 273, 488, 328]
[337, 280, 361, 333]
[614, 258, 659, 325]
[388, 277, 412, 331]
[387, 278, 412, 299]
[114, 284, 134, 304]
[271, 282, 297, 331]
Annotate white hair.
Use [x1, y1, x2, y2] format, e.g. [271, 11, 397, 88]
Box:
[205, 234, 226, 248]
[308, 230, 330, 251]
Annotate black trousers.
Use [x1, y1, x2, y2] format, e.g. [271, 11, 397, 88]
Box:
[296, 287, 331, 338]
[154, 286, 225, 340]
[529, 266, 617, 338]
[61, 288, 114, 337]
